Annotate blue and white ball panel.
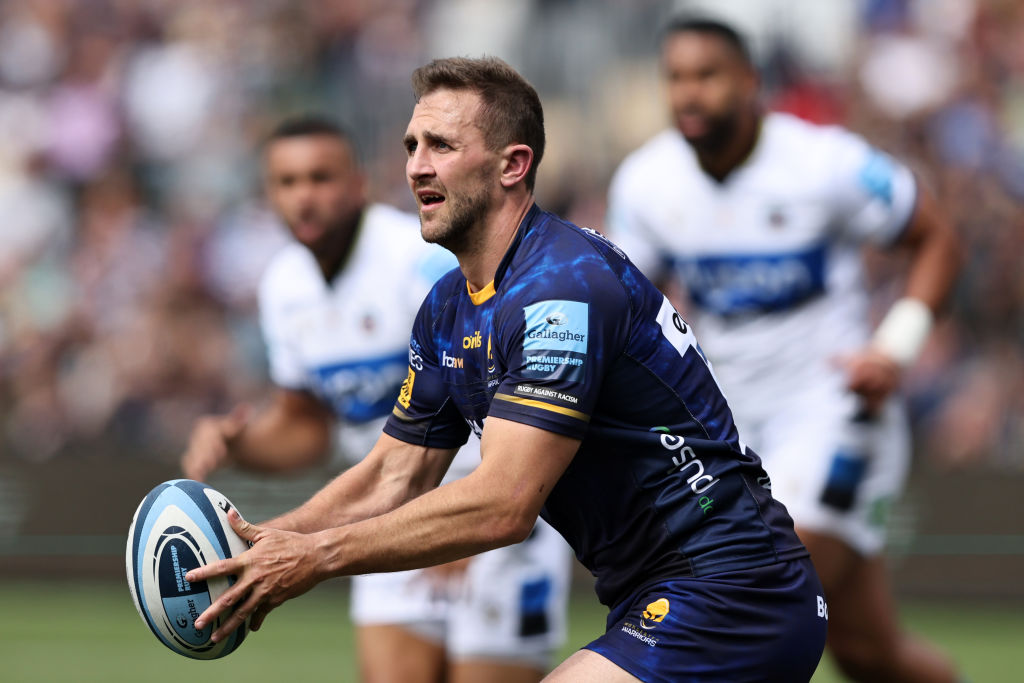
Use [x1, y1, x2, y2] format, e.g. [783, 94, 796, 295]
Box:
[126, 479, 250, 659]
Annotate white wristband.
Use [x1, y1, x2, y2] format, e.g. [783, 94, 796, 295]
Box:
[871, 297, 934, 367]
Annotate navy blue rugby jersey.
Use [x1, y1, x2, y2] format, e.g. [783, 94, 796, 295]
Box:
[384, 204, 807, 608]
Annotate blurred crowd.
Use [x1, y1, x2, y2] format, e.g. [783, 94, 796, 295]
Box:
[0, 0, 1021, 469]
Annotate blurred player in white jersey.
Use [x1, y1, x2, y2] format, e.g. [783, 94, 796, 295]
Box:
[607, 17, 962, 683]
[181, 117, 570, 683]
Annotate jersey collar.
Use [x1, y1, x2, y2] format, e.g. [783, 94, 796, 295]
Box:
[465, 203, 542, 306]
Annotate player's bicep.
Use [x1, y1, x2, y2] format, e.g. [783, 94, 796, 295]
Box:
[890, 181, 954, 251]
[477, 416, 580, 517]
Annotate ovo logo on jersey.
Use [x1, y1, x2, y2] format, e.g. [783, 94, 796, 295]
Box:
[398, 368, 415, 409]
[640, 598, 670, 630]
[652, 427, 720, 498]
[463, 330, 483, 349]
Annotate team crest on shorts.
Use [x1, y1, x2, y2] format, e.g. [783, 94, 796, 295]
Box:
[640, 597, 670, 630]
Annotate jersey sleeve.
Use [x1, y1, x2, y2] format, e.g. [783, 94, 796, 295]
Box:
[826, 127, 918, 246]
[486, 251, 631, 440]
[383, 289, 471, 449]
[605, 160, 672, 281]
[258, 260, 309, 391]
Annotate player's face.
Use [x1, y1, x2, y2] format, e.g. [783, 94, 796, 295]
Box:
[264, 135, 366, 255]
[404, 88, 500, 252]
[661, 32, 757, 152]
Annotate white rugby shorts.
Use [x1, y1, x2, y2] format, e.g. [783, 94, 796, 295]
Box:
[737, 388, 910, 556]
[349, 518, 572, 667]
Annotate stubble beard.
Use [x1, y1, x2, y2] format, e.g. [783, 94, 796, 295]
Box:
[683, 112, 734, 155]
[420, 184, 490, 255]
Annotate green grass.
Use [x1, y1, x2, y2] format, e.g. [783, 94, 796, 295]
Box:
[0, 579, 1018, 682]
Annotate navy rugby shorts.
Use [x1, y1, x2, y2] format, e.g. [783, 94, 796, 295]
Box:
[585, 557, 827, 683]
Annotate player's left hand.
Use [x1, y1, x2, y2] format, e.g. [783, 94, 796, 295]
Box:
[834, 348, 902, 416]
[186, 508, 324, 642]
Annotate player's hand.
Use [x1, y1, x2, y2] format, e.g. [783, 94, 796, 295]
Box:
[834, 348, 902, 416]
[187, 508, 324, 642]
[181, 405, 249, 481]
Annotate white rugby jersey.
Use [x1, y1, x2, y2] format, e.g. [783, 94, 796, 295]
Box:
[259, 202, 478, 473]
[607, 112, 917, 420]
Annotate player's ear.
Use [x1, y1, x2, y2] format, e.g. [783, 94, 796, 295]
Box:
[499, 144, 533, 188]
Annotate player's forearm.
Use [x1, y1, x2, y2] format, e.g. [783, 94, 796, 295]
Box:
[901, 190, 962, 312]
[263, 457, 409, 533]
[903, 228, 961, 313]
[312, 468, 534, 577]
[264, 435, 457, 534]
[229, 410, 331, 472]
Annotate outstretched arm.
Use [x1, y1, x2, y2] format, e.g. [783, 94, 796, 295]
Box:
[186, 417, 579, 643]
[262, 431, 460, 533]
[181, 389, 333, 481]
[840, 184, 961, 413]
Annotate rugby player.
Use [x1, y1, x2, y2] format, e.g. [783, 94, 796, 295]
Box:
[606, 17, 961, 682]
[187, 57, 827, 682]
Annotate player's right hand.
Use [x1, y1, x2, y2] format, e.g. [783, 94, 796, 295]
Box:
[834, 348, 901, 417]
[181, 405, 249, 481]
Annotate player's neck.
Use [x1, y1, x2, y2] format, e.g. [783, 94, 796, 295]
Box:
[459, 194, 533, 294]
[314, 210, 363, 282]
[695, 108, 762, 183]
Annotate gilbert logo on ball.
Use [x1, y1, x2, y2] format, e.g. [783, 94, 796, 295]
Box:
[126, 479, 250, 659]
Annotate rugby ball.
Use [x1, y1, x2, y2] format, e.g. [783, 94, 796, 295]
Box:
[126, 479, 250, 659]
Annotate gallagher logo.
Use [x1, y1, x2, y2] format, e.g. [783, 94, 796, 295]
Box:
[545, 312, 567, 326]
[640, 598, 670, 630]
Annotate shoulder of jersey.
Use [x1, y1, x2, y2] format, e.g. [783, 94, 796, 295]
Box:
[761, 111, 864, 162]
[260, 242, 321, 297]
[613, 129, 697, 189]
[260, 204, 423, 289]
[363, 202, 421, 235]
[520, 211, 623, 271]
[363, 203, 454, 269]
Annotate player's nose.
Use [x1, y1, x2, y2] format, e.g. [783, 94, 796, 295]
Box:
[406, 146, 434, 181]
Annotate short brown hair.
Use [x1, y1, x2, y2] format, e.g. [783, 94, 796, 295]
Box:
[412, 57, 545, 191]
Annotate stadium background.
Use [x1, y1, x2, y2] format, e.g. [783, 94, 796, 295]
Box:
[0, 0, 1021, 680]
